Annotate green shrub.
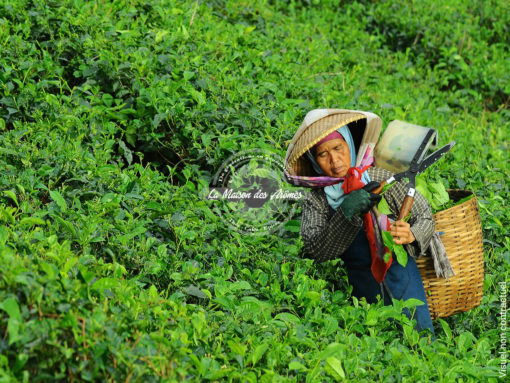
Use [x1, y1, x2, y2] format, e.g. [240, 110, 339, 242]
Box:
[0, 0, 507, 381]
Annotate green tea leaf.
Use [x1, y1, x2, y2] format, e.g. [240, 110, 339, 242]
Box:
[251, 343, 269, 367]
[284, 220, 301, 232]
[40, 262, 56, 280]
[394, 244, 408, 267]
[92, 278, 119, 291]
[429, 182, 450, 206]
[377, 196, 392, 215]
[184, 285, 206, 299]
[323, 315, 339, 336]
[0, 298, 21, 321]
[319, 343, 347, 360]
[118, 225, 146, 242]
[62, 257, 78, 276]
[381, 183, 394, 194]
[304, 291, 321, 302]
[275, 312, 301, 326]
[0, 226, 8, 245]
[118, 140, 133, 165]
[102, 93, 114, 107]
[439, 318, 452, 341]
[415, 176, 432, 202]
[189, 87, 206, 105]
[365, 309, 378, 326]
[402, 298, 425, 309]
[228, 340, 247, 357]
[20, 217, 46, 227]
[325, 356, 345, 380]
[149, 285, 159, 300]
[183, 70, 195, 80]
[53, 215, 77, 238]
[50, 190, 67, 212]
[3, 191, 18, 207]
[78, 266, 95, 284]
[231, 281, 251, 291]
[0, 297, 21, 345]
[456, 332, 475, 353]
[288, 361, 307, 371]
[382, 230, 395, 251]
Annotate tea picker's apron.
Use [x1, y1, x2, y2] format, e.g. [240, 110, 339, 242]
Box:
[335, 209, 435, 336]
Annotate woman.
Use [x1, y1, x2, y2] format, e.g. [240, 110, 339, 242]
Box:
[298, 116, 435, 336]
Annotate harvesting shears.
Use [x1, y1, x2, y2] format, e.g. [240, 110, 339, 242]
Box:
[372, 130, 455, 220]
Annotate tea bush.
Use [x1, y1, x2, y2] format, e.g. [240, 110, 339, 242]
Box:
[0, 0, 508, 381]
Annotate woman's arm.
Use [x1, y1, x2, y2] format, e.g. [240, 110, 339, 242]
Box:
[369, 168, 435, 258]
[300, 190, 363, 262]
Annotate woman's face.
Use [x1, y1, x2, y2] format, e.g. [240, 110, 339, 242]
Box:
[315, 138, 351, 177]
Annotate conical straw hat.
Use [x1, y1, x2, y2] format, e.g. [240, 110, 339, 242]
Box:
[284, 109, 382, 179]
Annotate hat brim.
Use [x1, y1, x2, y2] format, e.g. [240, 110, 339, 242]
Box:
[285, 112, 366, 177]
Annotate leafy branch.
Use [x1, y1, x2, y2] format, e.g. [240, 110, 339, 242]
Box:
[382, 231, 408, 267]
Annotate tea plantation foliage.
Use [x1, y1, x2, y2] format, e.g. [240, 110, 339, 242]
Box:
[0, 0, 509, 381]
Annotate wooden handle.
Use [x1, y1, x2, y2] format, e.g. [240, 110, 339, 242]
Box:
[372, 179, 387, 195]
[397, 194, 414, 221]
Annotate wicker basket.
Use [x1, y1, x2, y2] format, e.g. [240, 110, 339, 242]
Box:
[416, 190, 484, 320]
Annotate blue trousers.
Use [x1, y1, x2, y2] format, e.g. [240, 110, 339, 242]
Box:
[342, 228, 435, 336]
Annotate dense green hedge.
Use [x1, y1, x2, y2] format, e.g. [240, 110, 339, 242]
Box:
[0, 0, 508, 381]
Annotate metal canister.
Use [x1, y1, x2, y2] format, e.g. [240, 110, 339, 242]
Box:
[374, 120, 438, 174]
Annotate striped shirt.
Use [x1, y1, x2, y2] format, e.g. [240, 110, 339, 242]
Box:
[300, 167, 434, 263]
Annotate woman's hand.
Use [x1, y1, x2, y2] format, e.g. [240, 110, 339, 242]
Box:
[341, 188, 381, 219]
[390, 220, 415, 245]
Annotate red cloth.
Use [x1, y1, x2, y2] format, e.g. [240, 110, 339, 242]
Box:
[342, 166, 392, 283]
[341, 166, 369, 194]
